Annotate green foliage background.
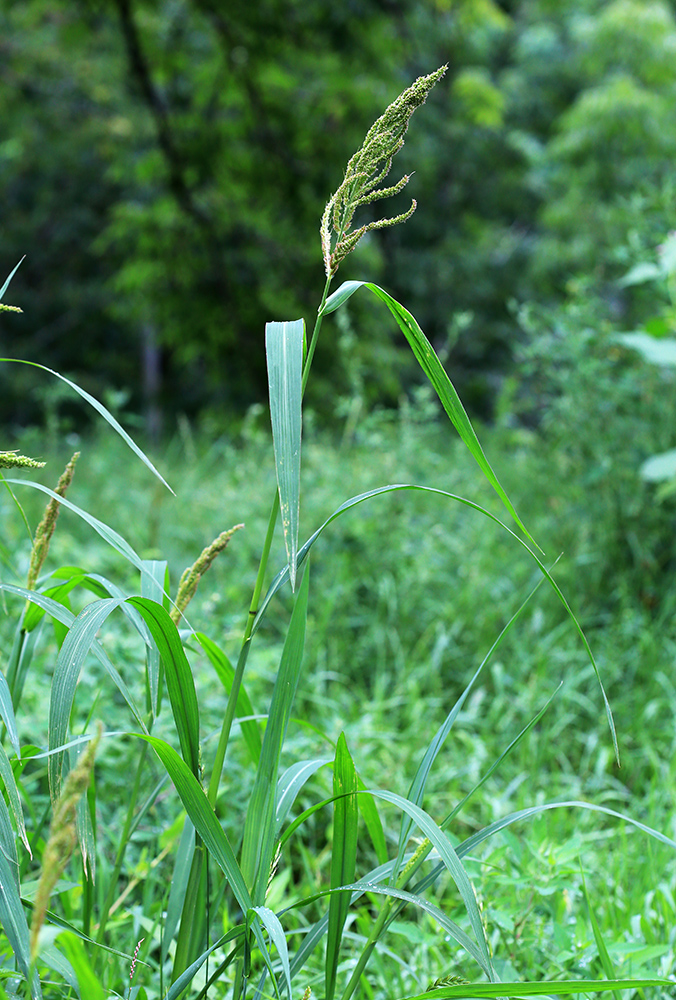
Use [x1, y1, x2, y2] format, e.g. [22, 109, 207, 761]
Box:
[2, 0, 676, 426]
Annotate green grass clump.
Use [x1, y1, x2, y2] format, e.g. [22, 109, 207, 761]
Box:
[1, 71, 674, 1000]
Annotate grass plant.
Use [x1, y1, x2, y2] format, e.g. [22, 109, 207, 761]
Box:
[0, 70, 674, 1000]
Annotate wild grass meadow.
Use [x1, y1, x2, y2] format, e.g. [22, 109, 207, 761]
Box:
[1, 67, 676, 1000]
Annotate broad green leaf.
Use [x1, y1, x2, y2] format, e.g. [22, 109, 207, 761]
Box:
[241, 567, 310, 902]
[253, 483, 618, 762]
[250, 906, 292, 1000]
[0, 360, 173, 492]
[617, 331, 676, 366]
[266, 319, 304, 590]
[136, 733, 252, 913]
[194, 632, 262, 765]
[321, 282, 538, 550]
[641, 448, 676, 482]
[399, 980, 669, 1000]
[127, 598, 200, 778]
[326, 734, 358, 1000]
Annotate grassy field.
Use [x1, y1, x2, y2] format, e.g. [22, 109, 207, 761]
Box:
[2, 396, 675, 1000]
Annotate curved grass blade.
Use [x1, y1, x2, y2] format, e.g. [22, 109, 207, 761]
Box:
[326, 734, 358, 1000]
[393, 572, 549, 883]
[0, 584, 147, 733]
[0, 360, 173, 493]
[127, 598, 200, 778]
[6, 480, 150, 575]
[250, 906, 292, 1000]
[366, 789, 494, 980]
[275, 758, 332, 834]
[399, 980, 670, 1000]
[134, 733, 252, 914]
[266, 319, 304, 591]
[253, 484, 618, 763]
[194, 632, 262, 766]
[241, 567, 310, 902]
[321, 281, 538, 551]
[141, 560, 169, 717]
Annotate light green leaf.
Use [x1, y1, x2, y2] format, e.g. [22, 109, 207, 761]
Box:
[641, 448, 676, 482]
[399, 980, 669, 1000]
[616, 331, 676, 366]
[56, 932, 105, 1000]
[0, 742, 29, 854]
[250, 906, 292, 1000]
[241, 567, 310, 902]
[266, 319, 304, 590]
[0, 849, 39, 997]
[321, 282, 538, 550]
[0, 257, 24, 302]
[275, 758, 332, 834]
[0, 669, 20, 756]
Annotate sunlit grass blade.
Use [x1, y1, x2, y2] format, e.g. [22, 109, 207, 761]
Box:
[266, 319, 304, 591]
[356, 773, 388, 866]
[136, 733, 252, 912]
[326, 734, 358, 1000]
[0, 584, 147, 732]
[250, 906, 292, 1000]
[0, 360, 173, 492]
[253, 483, 618, 762]
[321, 281, 539, 552]
[241, 567, 310, 901]
[0, 742, 30, 854]
[398, 980, 669, 1000]
[161, 817, 196, 968]
[194, 632, 262, 765]
[393, 573, 548, 883]
[127, 597, 200, 777]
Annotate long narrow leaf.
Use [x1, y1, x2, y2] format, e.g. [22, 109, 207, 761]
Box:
[275, 758, 332, 834]
[399, 980, 669, 1000]
[49, 598, 127, 801]
[0, 668, 20, 756]
[141, 560, 169, 717]
[0, 849, 38, 997]
[0, 360, 172, 492]
[0, 742, 29, 854]
[241, 567, 310, 902]
[135, 733, 252, 914]
[194, 632, 262, 765]
[252, 484, 618, 763]
[321, 282, 538, 551]
[266, 320, 304, 591]
[127, 598, 200, 777]
[0, 257, 24, 301]
[0, 584, 147, 732]
[250, 906, 292, 1000]
[326, 734, 358, 1000]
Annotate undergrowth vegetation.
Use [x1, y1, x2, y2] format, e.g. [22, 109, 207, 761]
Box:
[1, 70, 675, 1000]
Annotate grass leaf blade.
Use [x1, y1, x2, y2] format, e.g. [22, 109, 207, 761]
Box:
[326, 734, 358, 1000]
[266, 319, 304, 591]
